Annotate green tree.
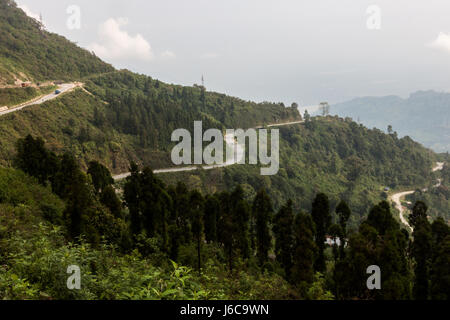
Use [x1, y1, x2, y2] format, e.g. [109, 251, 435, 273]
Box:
[429, 216, 450, 300]
[15, 134, 58, 185]
[335, 200, 351, 258]
[190, 190, 204, 273]
[291, 212, 317, 295]
[253, 189, 273, 266]
[410, 201, 432, 300]
[100, 185, 122, 218]
[274, 200, 294, 279]
[204, 195, 219, 243]
[87, 160, 114, 194]
[430, 235, 450, 300]
[311, 193, 331, 272]
[123, 162, 142, 236]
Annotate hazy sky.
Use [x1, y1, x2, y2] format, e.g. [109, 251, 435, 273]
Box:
[15, 0, 450, 105]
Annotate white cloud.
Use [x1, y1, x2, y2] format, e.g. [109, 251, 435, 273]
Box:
[18, 4, 40, 21]
[88, 18, 153, 62]
[160, 50, 176, 59]
[428, 32, 450, 52]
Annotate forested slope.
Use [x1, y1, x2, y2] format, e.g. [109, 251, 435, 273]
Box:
[158, 116, 437, 228]
[0, 0, 114, 84]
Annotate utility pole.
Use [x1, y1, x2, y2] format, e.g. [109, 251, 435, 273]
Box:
[39, 13, 45, 32]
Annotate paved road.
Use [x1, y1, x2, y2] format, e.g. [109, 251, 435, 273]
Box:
[433, 162, 444, 172]
[0, 83, 77, 117]
[391, 162, 445, 232]
[391, 190, 415, 233]
[113, 120, 304, 181]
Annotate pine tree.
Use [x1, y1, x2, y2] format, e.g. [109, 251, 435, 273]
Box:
[253, 189, 273, 266]
[234, 200, 250, 259]
[291, 212, 317, 293]
[190, 190, 204, 273]
[123, 162, 142, 236]
[409, 201, 428, 230]
[335, 200, 351, 259]
[15, 134, 58, 185]
[100, 185, 122, 218]
[168, 224, 182, 261]
[204, 196, 219, 243]
[311, 193, 331, 272]
[328, 224, 342, 262]
[366, 200, 398, 235]
[231, 186, 250, 259]
[87, 160, 114, 194]
[175, 182, 192, 243]
[430, 235, 450, 300]
[411, 201, 432, 300]
[430, 217, 450, 299]
[273, 200, 294, 279]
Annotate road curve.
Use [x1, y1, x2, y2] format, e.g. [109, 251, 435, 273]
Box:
[0, 83, 78, 117]
[433, 162, 444, 172]
[391, 190, 415, 233]
[390, 162, 445, 232]
[113, 120, 304, 181]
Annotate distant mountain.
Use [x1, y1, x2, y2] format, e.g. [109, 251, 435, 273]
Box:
[331, 90, 450, 153]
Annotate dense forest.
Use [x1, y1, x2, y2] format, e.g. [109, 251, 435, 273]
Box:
[0, 135, 448, 300]
[0, 0, 113, 84]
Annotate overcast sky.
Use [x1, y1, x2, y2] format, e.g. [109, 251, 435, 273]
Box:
[15, 0, 450, 105]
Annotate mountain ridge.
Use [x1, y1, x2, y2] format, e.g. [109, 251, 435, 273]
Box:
[332, 90, 450, 153]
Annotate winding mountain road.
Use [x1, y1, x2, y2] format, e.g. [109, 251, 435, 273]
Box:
[391, 162, 445, 232]
[113, 120, 304, 181]
[0, 83, 79, 117]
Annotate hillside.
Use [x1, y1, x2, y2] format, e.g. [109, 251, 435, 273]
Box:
[157, 116, 438, 228]
[0, 0, 114, 85]
[331, 91, 450, 153]
[406, 161, 450, 223]
[0, 70, 300, 172]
